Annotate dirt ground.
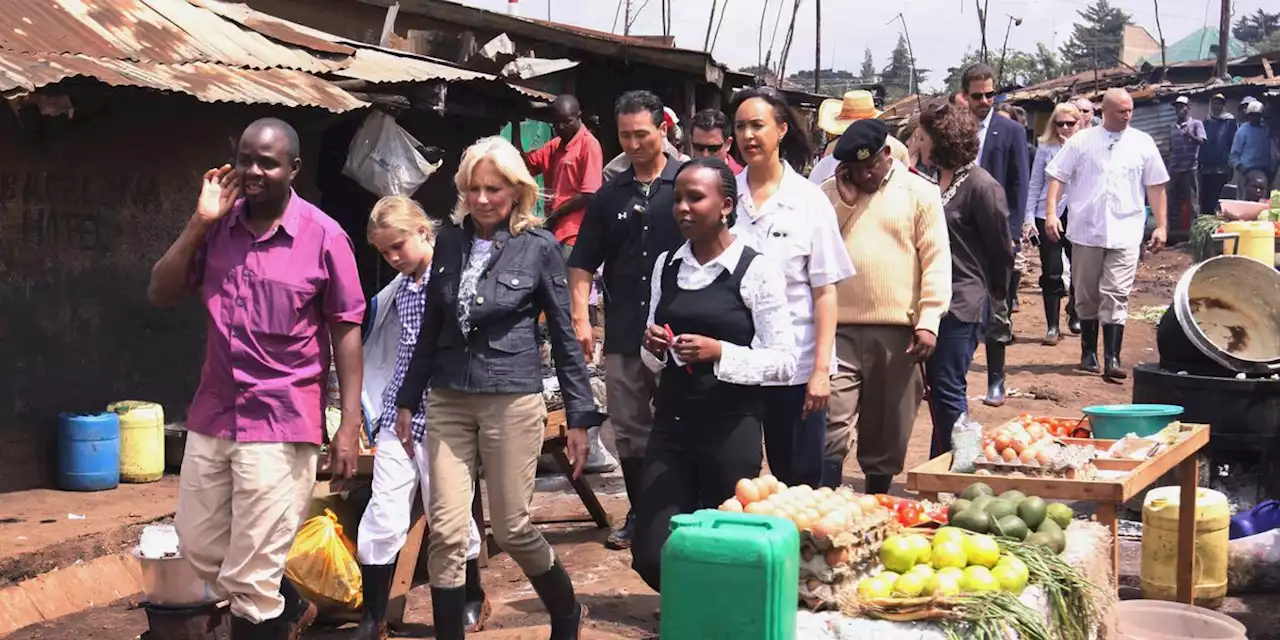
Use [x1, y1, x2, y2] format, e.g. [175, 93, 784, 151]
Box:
[9, 246, 1259, 639]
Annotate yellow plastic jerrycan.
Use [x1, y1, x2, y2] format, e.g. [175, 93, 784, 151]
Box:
[1213, 220, 1276, 266]
[1140, 486, 1230, 609]
[108, 401, 165, 483]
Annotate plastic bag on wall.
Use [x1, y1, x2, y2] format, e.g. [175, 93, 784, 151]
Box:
[342, 111, 441, 197]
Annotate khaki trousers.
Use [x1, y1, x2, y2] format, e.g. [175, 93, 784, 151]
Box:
[425, 388, 554, 588]
[175, 432, 318, 623]
[1071, 244, 1140, 325]
[605, 353, 658, 459]
[826, 325, 924, 477]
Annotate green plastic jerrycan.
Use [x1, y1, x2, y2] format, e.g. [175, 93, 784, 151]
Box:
[660, 509, 799, 640]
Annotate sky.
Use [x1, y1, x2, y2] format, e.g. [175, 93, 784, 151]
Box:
[451, 0, 1269, 91]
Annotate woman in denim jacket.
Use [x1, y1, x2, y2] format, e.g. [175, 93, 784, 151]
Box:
[395, 136, 603, 640]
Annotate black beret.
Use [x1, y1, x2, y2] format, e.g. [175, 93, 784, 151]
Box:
[834, 119, 889, 163]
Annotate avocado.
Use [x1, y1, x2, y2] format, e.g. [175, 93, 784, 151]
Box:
[986, 498, 1018, 521]
[997, 515, 1030, 541]
[1044, 527, 1067, 553]
[999, 490, 1027, 504]
[1017, 497, 1048, 530]
[948, 498, 973, 521]
[960, 482, 995, 501]
[971, 495, 997, 512]
[1046, 502, 1075, 529]
[1026, 531, 1057, 550]
[1037, 517, 1062, 535]
[952, 507, 992, 534]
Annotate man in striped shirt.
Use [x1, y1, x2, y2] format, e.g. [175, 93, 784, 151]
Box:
[1043, 89, 1169, 383]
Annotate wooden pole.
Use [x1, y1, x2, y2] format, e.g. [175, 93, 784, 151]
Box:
[704, 0, 717, 50]
[1153, 0, 1168, 74]
[815, 0, 822, 93]
[624, 0, 632, 36]
[1215, 0, 1231, 78]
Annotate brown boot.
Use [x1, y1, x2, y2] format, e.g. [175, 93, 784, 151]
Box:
[280, 577, 318, 640]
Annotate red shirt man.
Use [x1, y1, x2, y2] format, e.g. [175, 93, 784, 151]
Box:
[525, 94, 604, 251]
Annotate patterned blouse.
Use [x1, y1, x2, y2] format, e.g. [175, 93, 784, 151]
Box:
[457, 238, 493, 334]
[377, 274, 431, 443]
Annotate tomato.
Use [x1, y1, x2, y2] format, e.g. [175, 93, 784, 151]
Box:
[876, 494, 899, 508]
[898, 503, 922, 527]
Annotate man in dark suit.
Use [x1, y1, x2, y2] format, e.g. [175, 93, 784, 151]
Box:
[960, 63, 1029, 408]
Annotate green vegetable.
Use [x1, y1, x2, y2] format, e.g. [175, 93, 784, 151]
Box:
[998, 490, 1027, 504]
[1046, 502, 1074, 529]
[998, 538, 1102, 640]
[996, 515, 1030, 541]
[961, 482, 995, 501]
[985, 498, 1017, 521]
[948, 498, 973, 520]
[952, 508, 993, 534]
[938, 591, 1053, 640]
[1017, 496, 1048, 530]
[971, 494, 996, 512]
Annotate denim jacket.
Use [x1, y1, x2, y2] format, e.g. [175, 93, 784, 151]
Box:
[396, 218, 605, 429]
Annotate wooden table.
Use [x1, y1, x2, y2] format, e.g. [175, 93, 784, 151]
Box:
[906, 423, 1209, 603]
[338, 408, 612, 625]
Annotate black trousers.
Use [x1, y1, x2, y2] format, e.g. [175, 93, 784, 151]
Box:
[631, 413, 764, 592]
[760, 385, 826, 489]
[1035, 214, 1073, 297]
[1199, 171, 1231, 215]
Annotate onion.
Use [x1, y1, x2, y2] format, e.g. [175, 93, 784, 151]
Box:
[856, 494, 881, 513]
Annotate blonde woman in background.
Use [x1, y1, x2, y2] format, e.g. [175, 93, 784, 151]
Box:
[394, 137, 603, 640]
[354, 197, 487, 639]
[1026, 102, 1082, 346]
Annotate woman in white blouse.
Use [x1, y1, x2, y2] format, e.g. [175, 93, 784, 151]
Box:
[631, 157, 797, 592]
[1025, 102, 1083, 346]
[729, 87, 856, 490]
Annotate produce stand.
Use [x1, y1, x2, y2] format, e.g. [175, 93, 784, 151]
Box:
[318, 408, 610, 625]
[907, 422, 1210, 603]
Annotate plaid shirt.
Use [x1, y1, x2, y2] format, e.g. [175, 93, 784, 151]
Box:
[376, 274, 431, 443]
[1168, 118, 1205, 173]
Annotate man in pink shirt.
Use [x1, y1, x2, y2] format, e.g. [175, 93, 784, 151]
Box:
[147, 118, 366, 639]
[524, 94, 604, 258]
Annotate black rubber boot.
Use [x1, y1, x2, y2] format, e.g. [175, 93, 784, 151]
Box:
[529, 558, 587, 640]
[1067, 288, 1081, 334]
[1103, 324, 1128, 381]
[1079, 320, 1101, 373]
[230, 614, 283, 640]
[430, 586, 468, 640]
[1008, 270, 1022, 313]
[820, 457, 844, 489]
[864, 474, 892, 495]
[463, 558, 490, 633]
[279, 576, 317, 640]
[608, 457, 644, 550]
[982, 340, 1007, 407]
[350, 564, 393, 640]
[1042, 294, 1062, 346]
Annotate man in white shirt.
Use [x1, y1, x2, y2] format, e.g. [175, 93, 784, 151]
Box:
[1044, 88, 1169, 382]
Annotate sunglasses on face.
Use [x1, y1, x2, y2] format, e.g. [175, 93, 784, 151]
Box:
[1055, 121, 1077, 128]
[969, 91, 997, 100]
[691, 142, 724, 154]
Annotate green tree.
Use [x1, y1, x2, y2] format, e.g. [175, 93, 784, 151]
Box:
[946, 43, 1065, 90]
[1234, 9, 1280, 46]
[859, 48, 877, 83]
[1059, 0, 1133, 73]
[881, 34, 928, 100]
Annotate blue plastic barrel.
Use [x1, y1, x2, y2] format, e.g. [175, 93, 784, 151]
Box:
[58, 412, 121, 491]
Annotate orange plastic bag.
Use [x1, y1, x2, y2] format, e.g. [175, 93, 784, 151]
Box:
[285, 509, 363, 609]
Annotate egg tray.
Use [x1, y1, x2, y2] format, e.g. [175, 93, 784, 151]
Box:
[973, 460, 1098, 480]
[799, 572, 859, 611]
[799, 553, 881, 585]
[797, 507, 899, 553]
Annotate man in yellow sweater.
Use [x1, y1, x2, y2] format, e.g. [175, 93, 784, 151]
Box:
[819, 119, 952, 494]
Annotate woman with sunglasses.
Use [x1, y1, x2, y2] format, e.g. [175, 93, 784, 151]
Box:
[727, 87, 855, 490]
[915, 104, 1015, 457]
[1027, 103, 1083, 346]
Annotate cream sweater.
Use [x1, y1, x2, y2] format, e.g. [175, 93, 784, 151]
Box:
[820, 164, 952, 334]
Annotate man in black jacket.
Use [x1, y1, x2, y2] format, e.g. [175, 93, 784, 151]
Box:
[961, 63, 1028, 408]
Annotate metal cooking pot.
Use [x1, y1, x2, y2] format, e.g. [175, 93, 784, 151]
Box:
[1173, 255, 1280, 374]
[133, 549, 220, 608]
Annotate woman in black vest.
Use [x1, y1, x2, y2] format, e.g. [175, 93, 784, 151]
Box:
[630, 157, 798, 592]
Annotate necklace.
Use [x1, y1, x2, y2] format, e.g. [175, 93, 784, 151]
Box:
[637, 176, 659, 199]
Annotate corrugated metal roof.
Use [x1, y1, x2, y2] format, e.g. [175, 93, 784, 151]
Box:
[0, 0, 547, 113]
[0, 50, 366, 111]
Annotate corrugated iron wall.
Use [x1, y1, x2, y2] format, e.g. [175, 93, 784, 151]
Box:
[1129, 103, 1178, 158]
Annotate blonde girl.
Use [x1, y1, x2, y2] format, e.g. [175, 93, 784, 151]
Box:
[354, 196, 487, 639]
[1025, 102, 1083, 347]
